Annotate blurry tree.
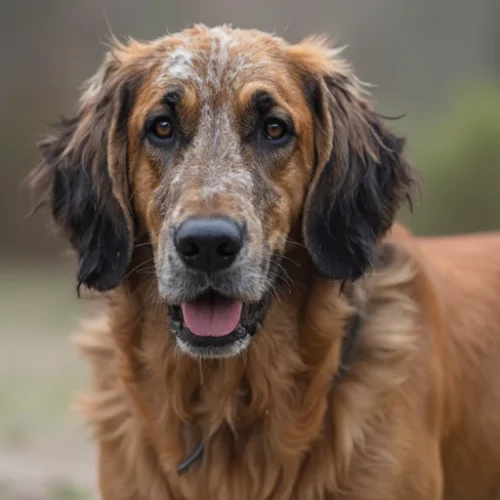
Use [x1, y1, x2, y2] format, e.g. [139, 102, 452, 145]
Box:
[400, 81, 500, 235]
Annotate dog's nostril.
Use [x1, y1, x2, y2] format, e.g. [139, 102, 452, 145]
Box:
[178, 238, 200, 258]
[217, 240, 240, 258]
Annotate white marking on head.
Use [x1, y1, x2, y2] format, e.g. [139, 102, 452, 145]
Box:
[157, 45, 198, 86]
[168, 47, 194, 78]
[201, 168, 254, 204]
[210, 26, 238, 81]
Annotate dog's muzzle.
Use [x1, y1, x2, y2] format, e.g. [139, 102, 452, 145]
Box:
[164, 216, 278, 357]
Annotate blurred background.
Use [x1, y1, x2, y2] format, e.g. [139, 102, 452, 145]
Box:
[1, 1, 499, 498]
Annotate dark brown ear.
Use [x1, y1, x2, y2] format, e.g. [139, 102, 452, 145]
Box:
[30, 50, 141, 291]
[293, 40, 418, 281]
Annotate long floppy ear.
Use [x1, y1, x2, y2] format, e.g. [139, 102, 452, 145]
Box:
[290, 39, 418, 281]
[30, 47, 143, 291]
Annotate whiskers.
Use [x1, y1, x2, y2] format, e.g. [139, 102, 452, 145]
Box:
[239, 261, 295, 302]
[284, 238, 308, 252]
[124, 257, 156, 280]
[122, 235, 308, 311]
[133, 240, 154, 250]
[251, 245, 304, 299]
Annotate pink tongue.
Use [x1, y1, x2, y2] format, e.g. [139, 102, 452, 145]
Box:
[181, 295, 243, 337]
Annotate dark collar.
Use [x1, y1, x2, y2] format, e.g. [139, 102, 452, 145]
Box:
[333, 312, 363, 385]
[177, 312, 364, 474]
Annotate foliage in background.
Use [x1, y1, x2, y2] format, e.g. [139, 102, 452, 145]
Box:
[400, 80, 500, 236]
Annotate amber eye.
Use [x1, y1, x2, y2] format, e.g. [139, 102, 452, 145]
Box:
[263, 118, 288, 141]
[150, 116, 174, 140]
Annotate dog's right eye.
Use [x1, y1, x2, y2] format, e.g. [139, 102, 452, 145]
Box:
[263, 118, 287, 141]
[147, 116, 175, 145]
[259, 116, 294, 146]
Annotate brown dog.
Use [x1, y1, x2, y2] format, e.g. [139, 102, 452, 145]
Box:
[30, 24, 500, 500]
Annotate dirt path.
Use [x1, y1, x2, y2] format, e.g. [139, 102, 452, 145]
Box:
[0, 267, 103, 499]
[0, 448, 97, 500]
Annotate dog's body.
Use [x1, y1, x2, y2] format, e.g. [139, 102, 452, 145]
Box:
[75, 226, 500, 500]
[30, 25, 500, 499]
[414, 231, 500, 500]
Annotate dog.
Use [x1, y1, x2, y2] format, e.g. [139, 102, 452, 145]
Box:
[30, 24, 500, 500]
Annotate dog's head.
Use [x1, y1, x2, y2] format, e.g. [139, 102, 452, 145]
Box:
[31, 25, 416, 358]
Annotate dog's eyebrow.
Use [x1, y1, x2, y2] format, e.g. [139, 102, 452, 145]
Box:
[251, 90, 276, 114]
[162, 89, 182, 107]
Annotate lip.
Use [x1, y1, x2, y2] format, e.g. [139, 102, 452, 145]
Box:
[168, 291, 271, 357]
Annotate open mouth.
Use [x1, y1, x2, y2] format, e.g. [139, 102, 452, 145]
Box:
[168, 289, 271, 357]
[181, 292, 243, 337]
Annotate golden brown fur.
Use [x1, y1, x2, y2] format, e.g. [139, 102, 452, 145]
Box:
[30, 25, 500, 499]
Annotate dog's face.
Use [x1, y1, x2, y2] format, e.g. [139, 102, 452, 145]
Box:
[32, 25, 416, 358]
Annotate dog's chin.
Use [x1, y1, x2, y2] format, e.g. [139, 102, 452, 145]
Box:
[168, 290, 271, 359]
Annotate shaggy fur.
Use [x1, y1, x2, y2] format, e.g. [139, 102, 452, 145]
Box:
[30, 25, 500, 500]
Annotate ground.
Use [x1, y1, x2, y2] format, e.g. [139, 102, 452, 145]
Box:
[1, 264, 99, 500]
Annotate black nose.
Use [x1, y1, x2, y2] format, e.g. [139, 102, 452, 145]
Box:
[174, 217, 244, 273]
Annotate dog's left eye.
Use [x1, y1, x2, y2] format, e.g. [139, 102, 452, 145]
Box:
[262, 118, 288, 141]
[146, 116, 175, 146]
[153, 118, 173, 139]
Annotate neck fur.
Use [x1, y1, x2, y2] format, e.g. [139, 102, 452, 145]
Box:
[74, 245, 417, 497]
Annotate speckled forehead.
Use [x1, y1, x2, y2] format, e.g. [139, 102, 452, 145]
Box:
[154, 26, 287, 92]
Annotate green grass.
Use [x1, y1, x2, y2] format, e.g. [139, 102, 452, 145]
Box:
[49, 481, 93, 500]
[0, 264, 87, 444]
[0, 263, 97, 499]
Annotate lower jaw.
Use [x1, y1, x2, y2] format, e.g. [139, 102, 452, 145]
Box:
[175, 329, 252, 358]
[170, 314, 253, 359]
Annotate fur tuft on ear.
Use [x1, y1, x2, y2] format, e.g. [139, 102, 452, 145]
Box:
[39, 117, 131, 291]
[29, 48, 143, 292]
[292, 40, 418, 281]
